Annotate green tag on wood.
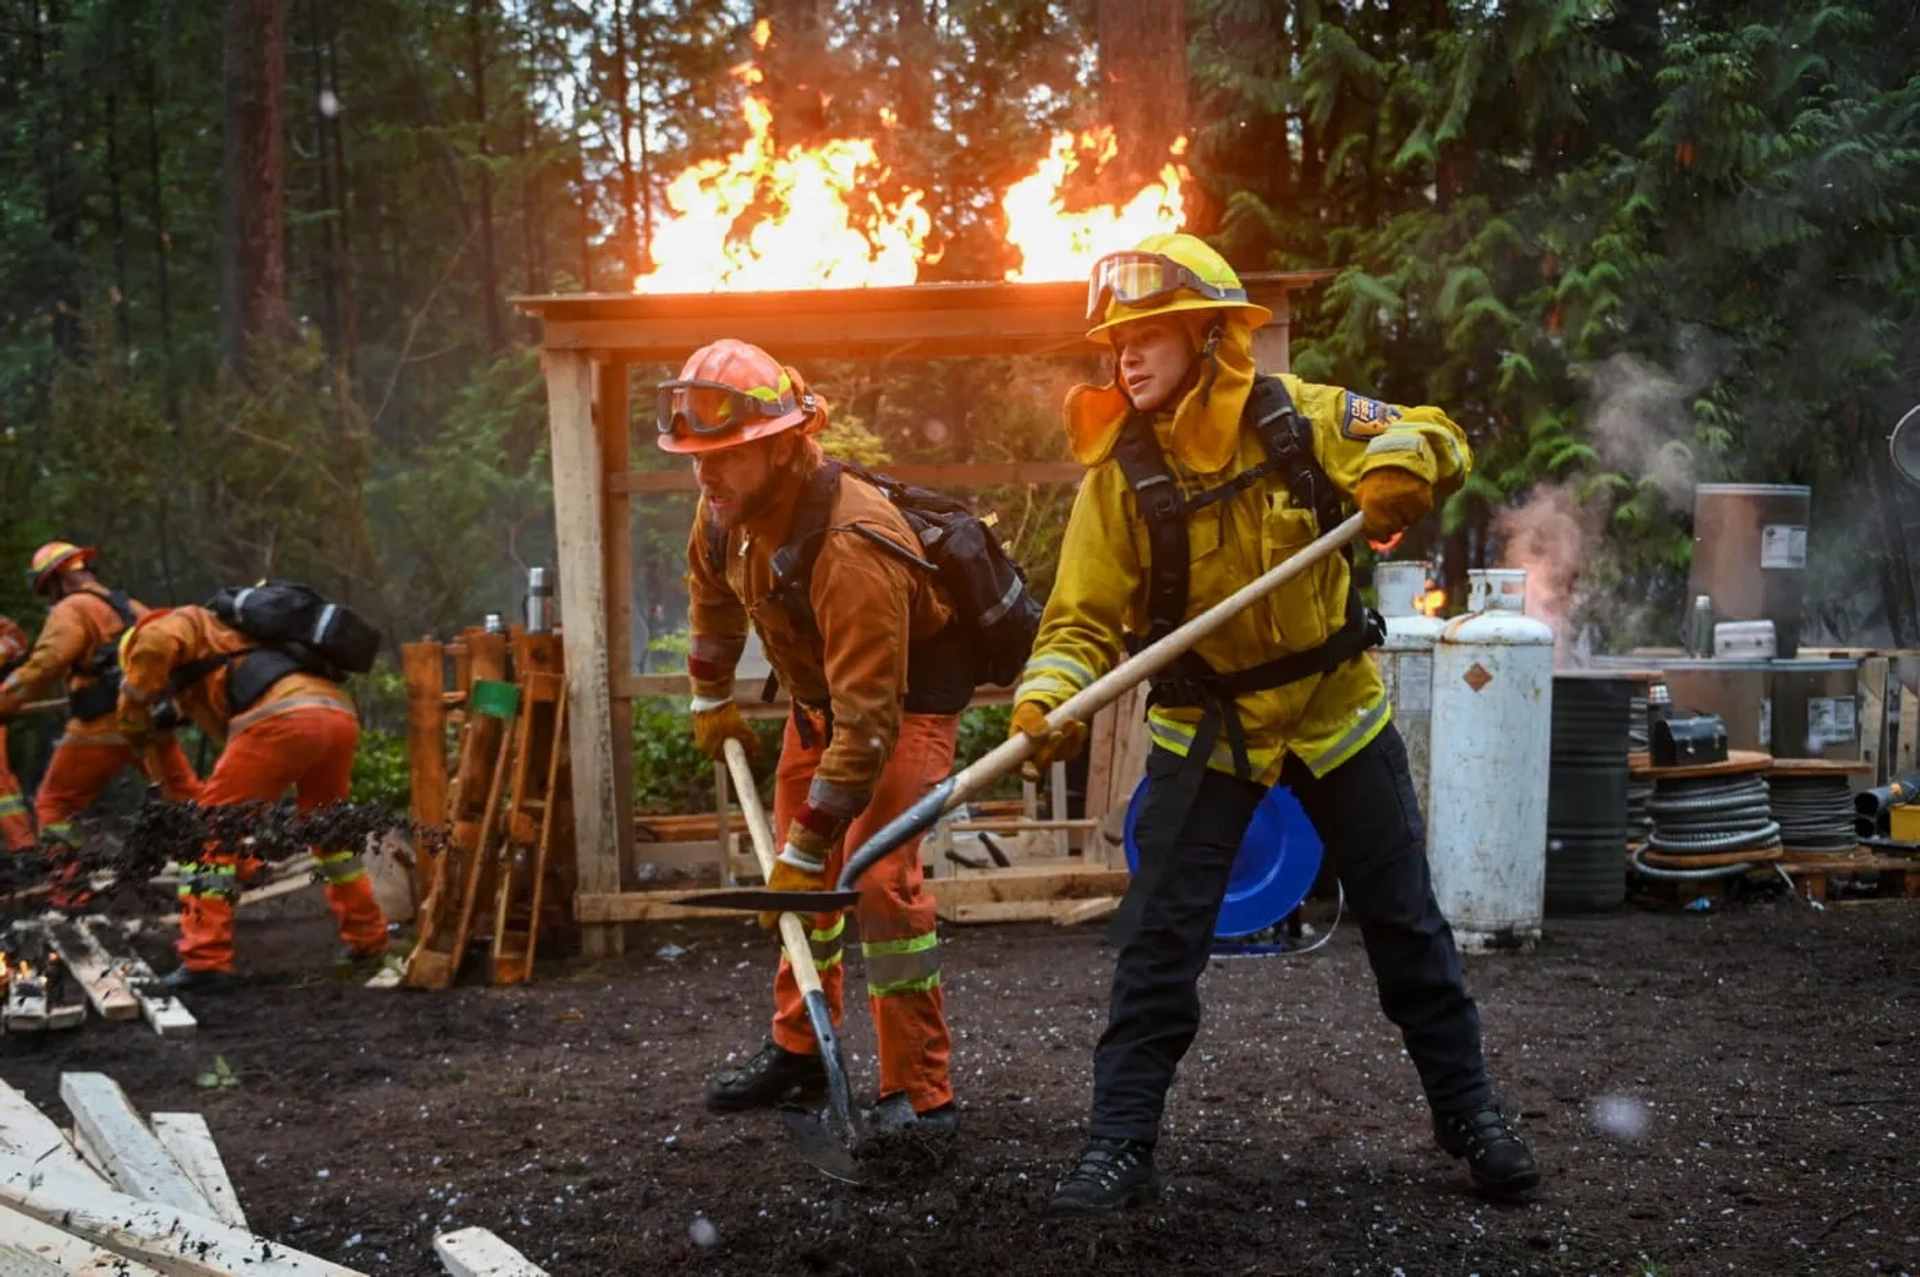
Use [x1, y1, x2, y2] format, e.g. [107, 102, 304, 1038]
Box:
[471, 679, 520, 719]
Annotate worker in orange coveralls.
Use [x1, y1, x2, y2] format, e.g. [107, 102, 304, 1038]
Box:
[0, 614, 37, 853]
[667, 338, 964, 1134]
[0, 543, 200, 905]
[115, 604, 391, 992]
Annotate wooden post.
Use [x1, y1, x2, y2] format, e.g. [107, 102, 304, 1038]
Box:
[547, 349, 625, 957]
[1250, 290, 1292, 375]
[596, 359, 637, 888]
[402, 641, 449, 899]
[1860, 656, 1890, 784]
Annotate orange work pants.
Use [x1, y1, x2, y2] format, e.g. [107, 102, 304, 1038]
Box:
[36, 732, 201, 904]
[0, 727, 33, 853]
[177, 706, 388, 973]
[769, 710, 958, 1113]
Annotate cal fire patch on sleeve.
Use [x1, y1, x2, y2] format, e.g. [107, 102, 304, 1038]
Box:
[1340, 392, 1403, 440]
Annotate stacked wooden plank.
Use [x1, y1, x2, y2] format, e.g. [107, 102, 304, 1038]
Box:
[44, 914, 197, 1037]
[0, 1076, 550, 1277]
[4, 919, 87, 1034]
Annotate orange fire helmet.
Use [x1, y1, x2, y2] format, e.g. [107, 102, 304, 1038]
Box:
[26, 541, 97, 596]
[654, 339, 822, 455]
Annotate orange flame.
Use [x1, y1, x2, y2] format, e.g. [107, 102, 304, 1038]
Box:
[1415, 583, 1447, 618]
[1000, 127, 1188, 281]
[630, 33, 1189, 294]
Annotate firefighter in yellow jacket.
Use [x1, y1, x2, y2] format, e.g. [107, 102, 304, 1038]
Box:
[1015, 233, 1539, 1211]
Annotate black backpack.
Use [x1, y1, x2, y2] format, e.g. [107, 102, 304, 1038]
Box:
[706, 461, 1042, 711]
[65, 589, 139, 723]
[206, 581, 383, 679]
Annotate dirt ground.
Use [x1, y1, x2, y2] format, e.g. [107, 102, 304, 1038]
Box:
[2, 891, 1916, 1277]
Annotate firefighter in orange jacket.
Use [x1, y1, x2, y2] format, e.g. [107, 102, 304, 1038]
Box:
[667, 338, 962, 1133]
[0, 615, 36, 853]
[0, 544, 200, 905]
[115, 605, 391, 991]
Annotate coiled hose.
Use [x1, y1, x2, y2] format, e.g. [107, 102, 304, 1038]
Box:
[1769, 773, 1858, 853]
[1645, 774, 1782, 856]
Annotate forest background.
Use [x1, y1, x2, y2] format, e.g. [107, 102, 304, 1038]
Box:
[1, 0, 1915, 810]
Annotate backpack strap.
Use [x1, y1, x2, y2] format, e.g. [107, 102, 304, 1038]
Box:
[1111, 414, 1190, 644]
[1245, 376, 1351, 562]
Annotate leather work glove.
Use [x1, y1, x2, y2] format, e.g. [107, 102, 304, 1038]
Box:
[758, 843, 828, 931]
[117, 699, 155, 750]
[1010, 701, 1088, 784]
[1355, 467, 1434, 540]
[691, 699, 757, 761]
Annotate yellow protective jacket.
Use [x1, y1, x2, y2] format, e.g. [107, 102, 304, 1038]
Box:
[1018, 318, 1472, 783]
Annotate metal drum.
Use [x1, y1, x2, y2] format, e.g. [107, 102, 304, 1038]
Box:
[1689, 483, 1811, 657]
[1767, 658, 1863, 762]
[1547, 674, 1633, 914]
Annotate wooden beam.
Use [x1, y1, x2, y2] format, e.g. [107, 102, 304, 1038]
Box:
[402, 641, 450, 900]
[597, 359, 637, 888]
[0, 1203, 168, 1276]
[45, 916, 139, 1022]
[1054, 897, 1122, 927]
[575, 866, 1132, 923]
[433, 1226, 550, 1277]
[0, 1081, 101, 1183]
[611, 461, 1086, 495]
[58, 1074, 213, 1217]
[76, 919, 195, 1037]
[546, 348, 625, 957]
[149, 1115, 246, 1230]
[1860, 656, 1890, 784]
[621, 672, 1015, 707]
[0, 1149, 363, 1277]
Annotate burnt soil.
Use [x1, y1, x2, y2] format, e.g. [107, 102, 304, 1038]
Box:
[3, 895, 1917, 1276]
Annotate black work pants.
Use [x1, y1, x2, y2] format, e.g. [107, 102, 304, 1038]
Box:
[1088, 723, 1492, 1144]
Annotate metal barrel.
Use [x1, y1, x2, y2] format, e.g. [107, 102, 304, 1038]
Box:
[1688, 483, 1810, 658]
[1547, 674, 1634, 913]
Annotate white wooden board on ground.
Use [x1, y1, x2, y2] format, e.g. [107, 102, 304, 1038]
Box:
[151, 1113, 247, 1229]
[76, 919, 195, 1037]
[45, 916, 140, 1022]
[0, 1202, 168, 1276]
[0, 1081, 101, 1183]
[434, 1226, 550, 1277]
[58, 1073, 214, 1217]
[0, 1148, 364, 1277]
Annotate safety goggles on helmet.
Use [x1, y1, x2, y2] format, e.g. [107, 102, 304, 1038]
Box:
[654, 378, 811, 441]
[1085, 250, 1249, 323]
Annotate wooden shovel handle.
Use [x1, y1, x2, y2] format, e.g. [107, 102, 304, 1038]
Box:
[951, 512, 1366, 809]
[723, 738, 826, 998]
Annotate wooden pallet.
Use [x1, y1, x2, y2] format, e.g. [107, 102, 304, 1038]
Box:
[489, 634, 567, 985]
[1778, 857, 1920, 902]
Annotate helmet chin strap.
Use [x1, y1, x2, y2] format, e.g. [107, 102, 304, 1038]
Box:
[1196, 318, 1225, 406]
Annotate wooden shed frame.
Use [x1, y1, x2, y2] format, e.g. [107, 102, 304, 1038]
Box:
[513, 271, 1332, 955]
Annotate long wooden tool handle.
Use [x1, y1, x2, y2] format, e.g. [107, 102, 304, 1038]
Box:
[837, 512, 1367, 888]
[723, 738, 827, 998]
[0, 698, 67, 721]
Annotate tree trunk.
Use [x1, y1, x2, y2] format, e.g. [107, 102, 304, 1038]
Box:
[761, 0, 832, 145]
[610, 0, 641, 283]
[306, 0, 341, 360]
[105, 89, 131, 348]
[222, 0, 289, 368]
[1096, 0, 1188, 198]
[469, 0, 504, 351]
[143, 59, 176, 417]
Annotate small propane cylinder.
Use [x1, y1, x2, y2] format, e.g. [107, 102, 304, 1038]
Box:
[1371, 561, 1442, 826]
[525, 566, 552, 634]
[1427, 568, 1554, 952]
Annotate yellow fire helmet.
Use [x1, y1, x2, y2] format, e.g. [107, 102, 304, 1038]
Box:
[1084, 232, 1272, 345]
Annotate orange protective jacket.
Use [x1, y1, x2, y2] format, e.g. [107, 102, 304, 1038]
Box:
[0, 615, 27, 673]
[686, 461, 954, 832]
[0, 587, 148, 740]
[118, 605, 355, 741]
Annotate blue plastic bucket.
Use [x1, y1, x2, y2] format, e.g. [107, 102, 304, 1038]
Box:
[1122, 776, 1325, 938]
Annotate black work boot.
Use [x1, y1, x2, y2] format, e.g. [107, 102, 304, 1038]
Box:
[1434, 1104, 1541, 1197]
[161, 966, 242, 994]
[864, 1092, 961, 1136]
[704, 1042, 827, 1113]
[1049, 1137, 1157, 1213]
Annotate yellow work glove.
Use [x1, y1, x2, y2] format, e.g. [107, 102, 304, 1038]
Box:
[1354, 467, 1434, 540]
[691, 699, 757, 761]
[1010, 701, 1088, 784]
[758, 836, 829, 931]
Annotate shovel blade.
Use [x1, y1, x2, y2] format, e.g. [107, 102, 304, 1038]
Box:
[678, 887, 863, 913]
[778, 1106, 867, 1184]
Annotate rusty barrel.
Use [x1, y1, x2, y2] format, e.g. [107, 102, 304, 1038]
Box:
[1547, 674, 1633, 914]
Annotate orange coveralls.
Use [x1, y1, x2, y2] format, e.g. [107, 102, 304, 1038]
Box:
[0, 616, 35, 852]
[119, 606, 388, 974]
[688, 466, 960, 1114]
[0, 587, 199, 901]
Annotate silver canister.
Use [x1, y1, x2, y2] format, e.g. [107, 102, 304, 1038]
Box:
[483, 613, 506, 635]
[526, 566, 552, 634]
[1683, 594, 1714, 656]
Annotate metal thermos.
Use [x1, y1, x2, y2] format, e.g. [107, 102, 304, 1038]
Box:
[526, 567, 552, 634]
[1646, 680, 1673, 733]
[483, 613, 506, 636]
[1683, 594, 1715, 657]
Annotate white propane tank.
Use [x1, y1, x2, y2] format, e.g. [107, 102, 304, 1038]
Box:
[1372, 561, 1443, 825]
[1428, 568, 1554, 952]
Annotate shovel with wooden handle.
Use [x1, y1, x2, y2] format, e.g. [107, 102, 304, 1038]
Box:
[720, 738, 868, 1183]
[683, 513, 1368, 914]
